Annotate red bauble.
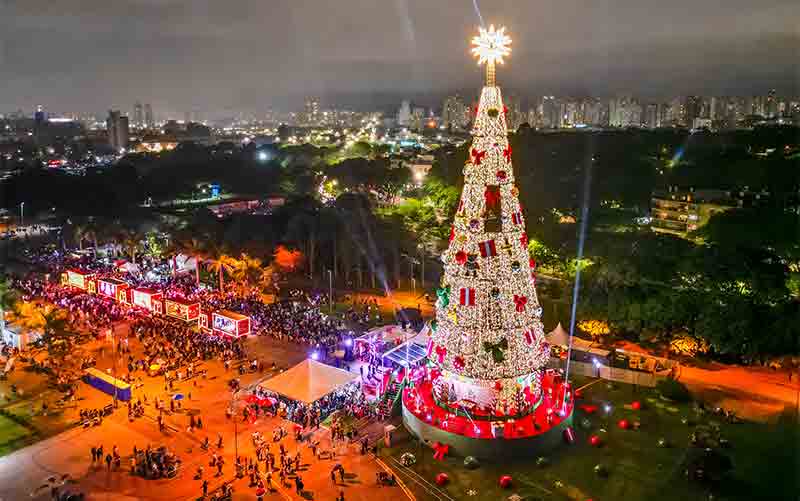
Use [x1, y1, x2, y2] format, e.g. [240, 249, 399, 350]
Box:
[631, 401, 641, 410]
[494, 380, 503, 391]
[435, 473, 449, 486]
[618, 419, 630, 430]
[496, 170, 507, 180]
[453, 356, 465, 370]
[589, 435, 602, 447]
[455, 251, 467, 265]
[499, 475, 513, 488]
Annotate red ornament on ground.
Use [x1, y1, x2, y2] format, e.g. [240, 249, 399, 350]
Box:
[589, 435, 602, 447]
[631, 401, 641, 410]
[435, 473, 449, 485]
[499, 475, 513, 488]
[618, 419, 630, 430]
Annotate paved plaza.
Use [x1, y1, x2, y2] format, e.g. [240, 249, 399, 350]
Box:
[0, 324, 410, 501]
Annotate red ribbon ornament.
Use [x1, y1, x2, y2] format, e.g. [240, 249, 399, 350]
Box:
[435, 345, 447, 363]
[513, 295, 528, 312]
[471, 148, 486, 166]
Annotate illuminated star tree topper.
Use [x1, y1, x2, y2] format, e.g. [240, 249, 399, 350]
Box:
[471, 24, 512, 86]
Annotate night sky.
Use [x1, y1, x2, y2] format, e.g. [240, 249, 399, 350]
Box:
[2, 0, 797, 115]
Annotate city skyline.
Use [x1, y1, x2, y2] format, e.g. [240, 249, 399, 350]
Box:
[2, 0, 797, 113]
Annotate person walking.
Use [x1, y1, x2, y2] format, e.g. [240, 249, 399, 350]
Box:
[91, 446, 97, 463]
[202, 479, 208, 496]
[105, 453, 112, 470]
[331, 469, 337, 485]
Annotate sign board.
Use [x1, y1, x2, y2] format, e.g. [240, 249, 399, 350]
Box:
[165, 299, 200, 322]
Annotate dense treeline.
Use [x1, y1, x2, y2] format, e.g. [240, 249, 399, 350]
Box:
[3, 126, 798, 360]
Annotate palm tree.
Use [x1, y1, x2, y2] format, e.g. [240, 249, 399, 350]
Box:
[232, 253, 267, 293]
[207, 249, 237, 293]
[73, 224, 88, 251]
[118, 230, 143, 265]
[0, 277, 18, 339]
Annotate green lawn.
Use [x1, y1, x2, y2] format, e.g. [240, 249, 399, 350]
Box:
[382, 376, 798, 501]
[0, 413, 37, 457]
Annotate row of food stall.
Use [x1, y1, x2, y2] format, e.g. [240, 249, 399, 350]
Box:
[60, 268, 250, 338]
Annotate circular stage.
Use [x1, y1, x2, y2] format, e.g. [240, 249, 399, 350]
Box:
[402, 370, 574, 459]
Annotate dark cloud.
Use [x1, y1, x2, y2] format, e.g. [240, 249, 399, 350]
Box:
[1, 0, 797, 114]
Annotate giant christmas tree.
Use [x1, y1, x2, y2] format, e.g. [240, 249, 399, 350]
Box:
[428, 25, 549, 414]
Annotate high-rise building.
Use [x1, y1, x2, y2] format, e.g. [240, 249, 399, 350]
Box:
[644, 103, 660, 128]
[133, 102, 144, 128]
[410, 107, 426, 130]
[684, 96, 701, 126]
[765, 89, 778, 118]
[144, 104, 154, 128]
[442, 95, 469, 130]
[504, 95, 524, 130]
[303, 97, 320, 126]
[106, 110, 130, 152]
[583, 98, 603, 126]
[609, 96, 641, 127]
[539, 96, 561, 128]
[397, 100, 412, 127]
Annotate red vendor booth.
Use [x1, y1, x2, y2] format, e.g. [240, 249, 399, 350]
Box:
[212, 310, 251, 338]
[97, 278, 130, 302]
[165, 297, 200, 322]
[132, 288, 163, 314]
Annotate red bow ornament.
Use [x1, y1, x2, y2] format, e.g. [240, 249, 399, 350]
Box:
[503, 145, 512, 162]
[514, 295, 528, 312]
[471, 148, 486, 166]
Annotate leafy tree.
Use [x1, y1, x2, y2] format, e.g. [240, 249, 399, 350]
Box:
[0, 277, 18, 337]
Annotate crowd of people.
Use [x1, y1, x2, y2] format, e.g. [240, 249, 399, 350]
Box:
[2, 250, 406, 501]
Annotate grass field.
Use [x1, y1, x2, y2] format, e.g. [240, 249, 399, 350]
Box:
[0, 413, 37, 457]
[383, 376, 798, 501]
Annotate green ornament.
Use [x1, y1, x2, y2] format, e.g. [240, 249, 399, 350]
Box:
[436, 285, 451, 309]
[483, 338, 508, 363]
[430, 319, 438, 333]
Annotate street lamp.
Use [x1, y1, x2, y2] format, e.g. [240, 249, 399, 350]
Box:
[417, 243, 425, 289]
[19, 202, 24, 228]
[328, 269, 333, 314]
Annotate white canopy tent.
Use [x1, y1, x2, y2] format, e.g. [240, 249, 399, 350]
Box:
[170, 253, 198, 274]
[546, 322, 611, 358]
[259, 359, 360, 405]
